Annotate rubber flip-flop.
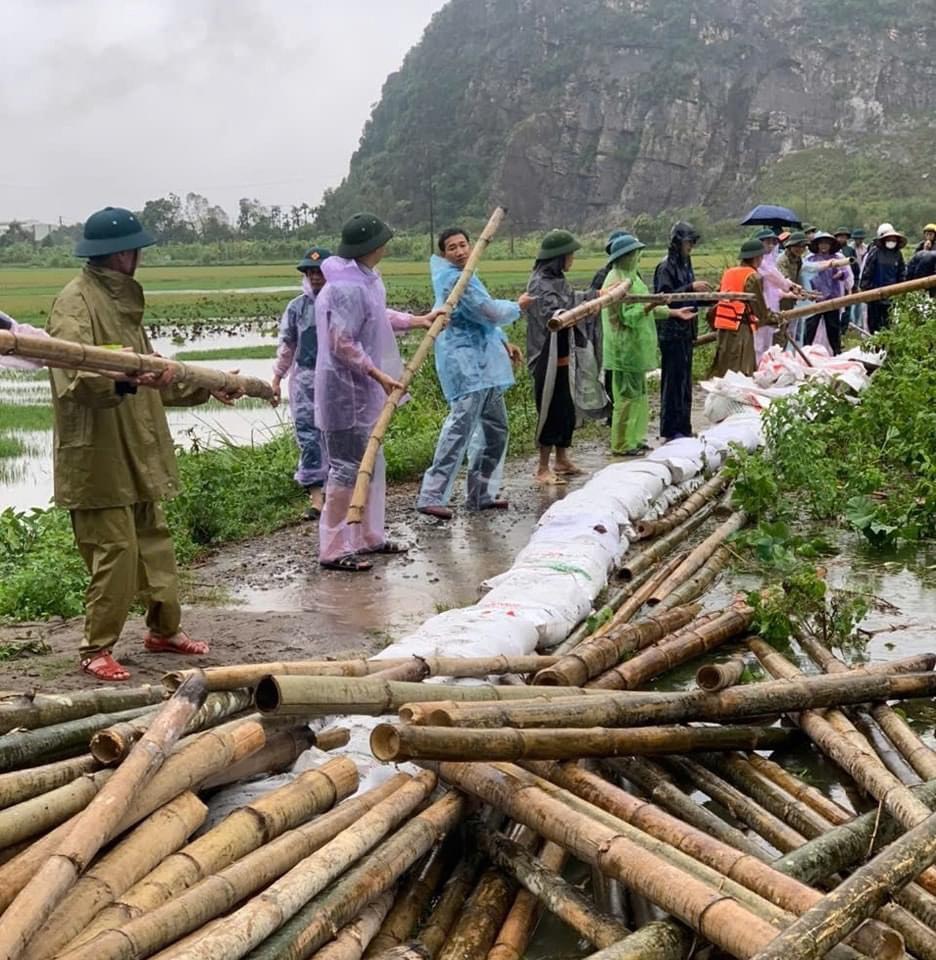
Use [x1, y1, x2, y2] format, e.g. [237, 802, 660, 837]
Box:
[554, 465, 585, 476]
[143, 631, 209, 655]
[320, 554, 374, 572]
[535, 473, 567, 486]
[80, 652, 131, 682]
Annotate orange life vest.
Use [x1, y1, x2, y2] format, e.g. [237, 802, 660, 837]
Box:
[714, 266, 757, 332]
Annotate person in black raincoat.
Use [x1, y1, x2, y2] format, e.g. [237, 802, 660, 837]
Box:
[653, 222, 709, 440]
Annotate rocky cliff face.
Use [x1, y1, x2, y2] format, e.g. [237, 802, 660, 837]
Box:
[316, 0, 936, 230]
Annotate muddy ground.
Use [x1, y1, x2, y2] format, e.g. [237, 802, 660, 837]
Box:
[0, 387, 712, 692]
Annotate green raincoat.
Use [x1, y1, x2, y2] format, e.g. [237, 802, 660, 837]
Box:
[48, 265, 209, 510]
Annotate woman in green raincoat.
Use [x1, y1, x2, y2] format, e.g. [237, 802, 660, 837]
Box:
[601, 234, 695, 455]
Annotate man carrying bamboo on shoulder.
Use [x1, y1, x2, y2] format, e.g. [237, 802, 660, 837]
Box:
[416, 227, 533, 520]
[49, 207, 245, 682]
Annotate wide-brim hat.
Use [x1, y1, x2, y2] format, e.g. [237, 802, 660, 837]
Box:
[875, 222, 907, 248]
[75, 206, 156, 258]
[297, 246, 332, 271]
[924, 223, 936, 233]
[537, 229, 582, 262]
[739, 238, 766, 261]
[604, 229, 628, 254]
[851, 228, 867, 240]
[808, 232, 843, 255]
[337, 213, 394, 259]
[606, 233, 645, 266]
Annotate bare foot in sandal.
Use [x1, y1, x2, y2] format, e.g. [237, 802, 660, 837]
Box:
[554, 460, 584, 476]
[143, 630, 209, 655]
[81, 651, 131, 682]
[534, 470, 567, 486]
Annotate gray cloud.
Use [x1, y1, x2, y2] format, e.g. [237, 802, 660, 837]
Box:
[0, 0, 444, 223]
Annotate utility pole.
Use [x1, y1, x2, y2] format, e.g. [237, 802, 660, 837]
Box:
[427, 150, 436, 255]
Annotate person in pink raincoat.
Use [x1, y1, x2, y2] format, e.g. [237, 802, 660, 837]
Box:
[752, 229, 811, 362]
[0, 311, 50, 368]
[313, 213, 441, 572]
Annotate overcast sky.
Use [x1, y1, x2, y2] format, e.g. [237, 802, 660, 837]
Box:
[0, 0, 446, 225]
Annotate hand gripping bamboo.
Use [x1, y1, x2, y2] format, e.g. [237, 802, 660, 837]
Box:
[347, 206, 507, 523]
[778, 274, 936, 323]
[0, 330, 275, 401]
[546, 280, 632, 332]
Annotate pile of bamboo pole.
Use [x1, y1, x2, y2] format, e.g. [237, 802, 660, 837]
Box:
[5, 478, 936, 960]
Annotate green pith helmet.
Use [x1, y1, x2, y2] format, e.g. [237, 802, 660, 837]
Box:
[803, 223, 816, 233]
[74, 207, 156, 258]
[604, 229, 627, 254]
[536, 229, 581, 262]
[605, 233, 645, 267]
[754, 228, 776, 241]
[785, 231, 808, 248]
[739, 238, 765, 261]
[852, 228, 866, 240]
[337, 213, 394, 259]
[834, 226, 852, 238]
[297, 246, 332, 272]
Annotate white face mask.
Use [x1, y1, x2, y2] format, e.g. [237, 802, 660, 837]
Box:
[884, 240, 898, 250]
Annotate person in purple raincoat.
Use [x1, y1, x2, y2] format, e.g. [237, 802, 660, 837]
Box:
[271, 246, 331, 520]
[314, 213, 441, 572]
[802, 232, 852, 354]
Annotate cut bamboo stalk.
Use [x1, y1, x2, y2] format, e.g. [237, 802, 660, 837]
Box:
[308, 890, 396, 960]
[647, 512, 747, 606]
[197, 726, 319, 789]
[61, 774, 410, 960]
[0, 755, 100, 811]
[419, 668, 936, 729]
[586, 605, 753, 691]
[367, 948, 429, 960]
[0, 705, 157, 773]
[65, 755, 359, 951]
[0, 329, 275, 400]
[436, 865, 515, 960]
[523, 760, 904, 960]
[635, 473, 731, 540]
[533, 605, 702, 687]
[23, 792, 206, 960]
[843, 708, 919, 784]
[477, 829, 627, 949]
[778, 273, 936, 322]
[619, 501, 719, 580]
[347, 206, 506, 524]
[371, 722, 794, 763]
[0, 686, 165, 735]
[436, 761, 795, 959]
[751, 809, 936, 960]
[170, 776, 456, 960]
[577, 924, 694, 960]
[656, 546, 732, 610]
[696, 652, 747, 692]
[749, 638, 933, 830]
[365, 846, 448, 957]
[486, 840, 568, 960]
[0, 768, 113, 850]
[259, 675, 609, 717]
[415, 854, 482, 959]
[89, 689, 253, 764]
[744, 754, 852, 825]
[547, 279, 632, 332]
[0, 716, 265, 914]
[0, 673, 207, 960]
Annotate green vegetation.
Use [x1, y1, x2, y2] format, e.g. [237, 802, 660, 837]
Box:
[0, 436, 25, 458]
[174, 345, 277, 361]
[0, 403, 53, 431]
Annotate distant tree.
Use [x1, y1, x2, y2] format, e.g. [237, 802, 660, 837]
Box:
[0, 221, 33, 247]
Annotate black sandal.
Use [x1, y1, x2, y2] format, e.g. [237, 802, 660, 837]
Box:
[320, 554, 374, 572]
[371, 540, 409, 555]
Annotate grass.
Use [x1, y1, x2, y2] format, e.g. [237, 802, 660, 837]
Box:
[0, 435, 25, 458]
[0, 403, 53, 431]
[174, 345, 277, 361]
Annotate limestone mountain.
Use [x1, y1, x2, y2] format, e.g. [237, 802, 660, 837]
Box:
[315, 0, 936, 232]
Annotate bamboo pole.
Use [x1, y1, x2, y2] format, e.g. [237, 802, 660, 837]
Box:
[619, 501, 719, 580]
[347, 206, 506, 524]
[365, 847, 448, 957]
[0, 329, 274, 401]
[197, 726, 321, 789]
[308, 891, 396, 960]
[419, 667, 936, 729]
[0, 716, 265, 914]
[169, 776, 456, 960]
[0, 755, 100, 810]
[0, 705, 157, 773]
[635, 472, 731, 540]
[64, 756, 359, 950]
[0, 686, 165, 735]
[752, 810, 936, 960]
[656, 545, 732, 610]
[23, 792, 207, 960]
[0, 673, 207, 960]
[696, 652, 747, 692]
[58, 774, 411, 960]
[89, 689, 253, 764]
[436, 864, 515, 960]
[744, 754, 853, 825]
[436, 761, 793, 960]
[647, 512, 747, 606]
[576, 925, 694, 960]
[586, 605, 753, 691]
[477, 828, 628, 949]
[619, 292, 758, 305]
[778, 273, 936, 323]
[532, 604, 702, 687]
[546, 280, 632, 332]
[415, 855, 482, 959]
[371, 722, 794, 763]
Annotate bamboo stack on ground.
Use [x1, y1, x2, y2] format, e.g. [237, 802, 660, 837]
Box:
[0, 686, 165, 735]
[635, 472, 731, 540]
[347, 206, 506, 524]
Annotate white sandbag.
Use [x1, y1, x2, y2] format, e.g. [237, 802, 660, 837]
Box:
[538, 489, 632, 529]
[528, 515, 621, 560]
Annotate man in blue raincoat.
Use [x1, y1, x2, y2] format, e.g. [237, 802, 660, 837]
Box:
[416, 228, 534, 520]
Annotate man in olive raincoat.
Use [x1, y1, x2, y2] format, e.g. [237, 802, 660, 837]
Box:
[49, 207, 243, 681]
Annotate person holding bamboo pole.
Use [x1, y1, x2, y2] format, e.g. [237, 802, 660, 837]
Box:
[602, 233, 694, 456]
[754, 229, 813, 362]
[0, 312, 48, 370]
[524, 230, 605, 485]
[49, 207, 245, 683]
[415, 228, 533, 520]
[314, 212, 442, 572]
[800, 232, 853, 354]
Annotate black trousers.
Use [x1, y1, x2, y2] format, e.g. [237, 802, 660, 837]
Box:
[868, 301, 891, 334]
[804, 310, 842, 355]
[659, 337, 694, 440]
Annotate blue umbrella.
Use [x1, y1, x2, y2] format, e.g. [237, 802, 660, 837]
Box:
[740, 204, 802, 229]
